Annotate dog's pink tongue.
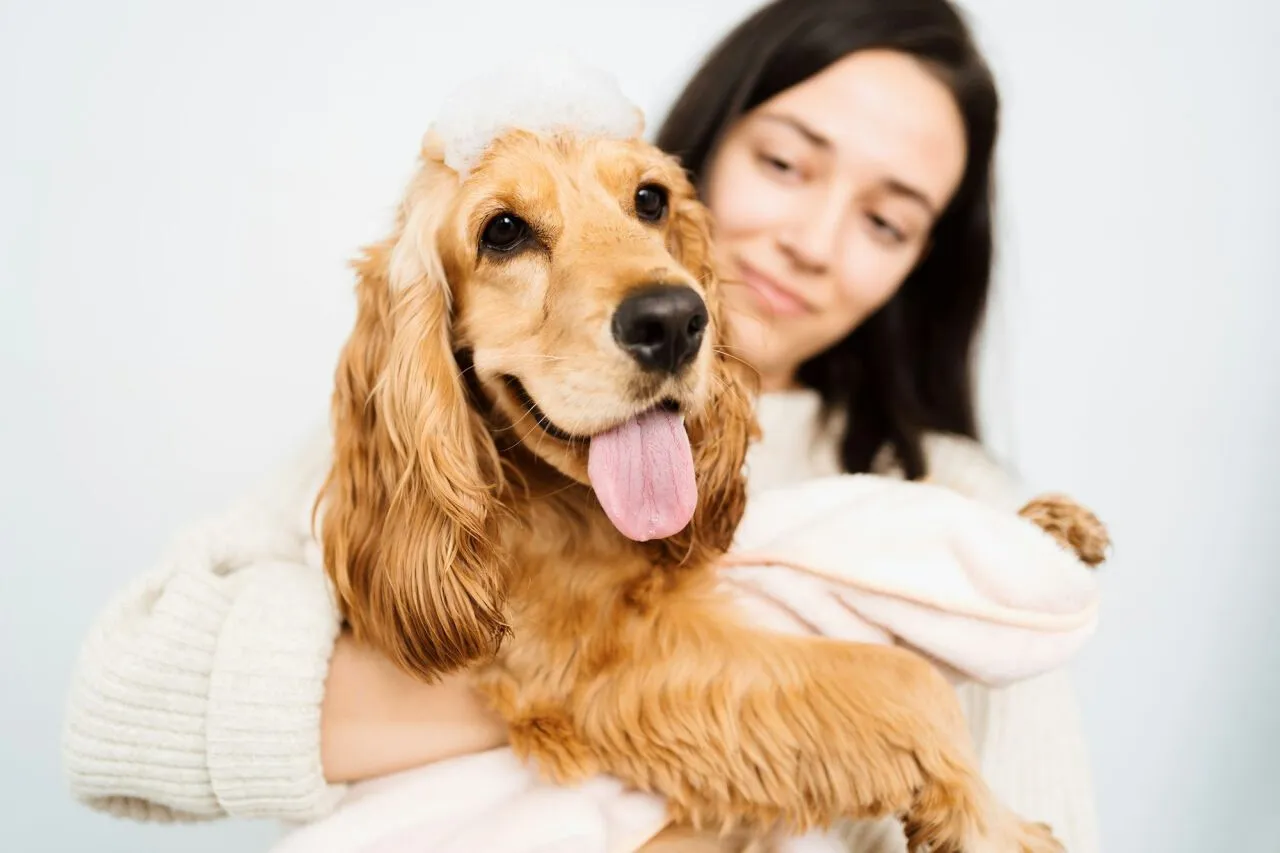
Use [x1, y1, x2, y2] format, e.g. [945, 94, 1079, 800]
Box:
[588, 408, 696, 542]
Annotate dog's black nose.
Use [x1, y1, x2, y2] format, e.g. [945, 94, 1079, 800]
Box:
[611, 284, 709, 375]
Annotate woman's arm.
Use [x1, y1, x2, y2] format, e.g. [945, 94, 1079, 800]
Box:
[61, 427, 507, 823]
[887, 432, 1102, 853]
[321, 630, 508, 783]
[62, 557, 345, 822]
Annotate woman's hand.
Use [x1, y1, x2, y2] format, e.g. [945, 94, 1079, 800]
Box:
[320, 629, 509, 783]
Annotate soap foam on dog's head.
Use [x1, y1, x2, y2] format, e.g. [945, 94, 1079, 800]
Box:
[430, 51, 645, 179]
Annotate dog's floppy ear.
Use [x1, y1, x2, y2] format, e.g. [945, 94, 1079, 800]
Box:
[663, 188, 758, 563]
[317, 139, 508, 680]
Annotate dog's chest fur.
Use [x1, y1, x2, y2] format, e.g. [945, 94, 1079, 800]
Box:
[485, 483, 711, 690]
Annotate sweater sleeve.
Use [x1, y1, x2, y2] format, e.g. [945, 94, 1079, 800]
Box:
[891, 432, 1101, 853]
[60, 427, 349, 823]
[955, 672, 1100, 853]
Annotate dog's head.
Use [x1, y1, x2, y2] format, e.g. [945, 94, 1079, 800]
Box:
[318, 120, 756, 679]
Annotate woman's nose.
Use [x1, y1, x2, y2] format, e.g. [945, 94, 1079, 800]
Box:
[778, 190, 843, 275]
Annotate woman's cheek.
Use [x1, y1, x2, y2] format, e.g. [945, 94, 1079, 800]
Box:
[710, 166, 791, 236]
[836, 238, 911, 314]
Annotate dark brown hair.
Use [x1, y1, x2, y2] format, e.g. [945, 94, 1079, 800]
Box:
[655, 0, 1000, 479]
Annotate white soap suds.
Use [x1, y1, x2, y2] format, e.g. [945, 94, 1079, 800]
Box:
[429, 51, 644, 179]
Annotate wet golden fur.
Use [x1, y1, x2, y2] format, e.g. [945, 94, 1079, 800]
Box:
[316, 127, 1104, 851]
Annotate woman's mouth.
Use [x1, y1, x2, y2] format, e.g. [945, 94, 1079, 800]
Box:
[736, 261, 813, 317]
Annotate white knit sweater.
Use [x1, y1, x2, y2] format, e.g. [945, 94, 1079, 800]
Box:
[60, 390, 1101, 851]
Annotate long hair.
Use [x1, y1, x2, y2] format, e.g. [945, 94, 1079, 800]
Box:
[655, 0, 1000, 479]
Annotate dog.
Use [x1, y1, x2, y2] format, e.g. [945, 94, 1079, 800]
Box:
[313, 121, 1102, 851]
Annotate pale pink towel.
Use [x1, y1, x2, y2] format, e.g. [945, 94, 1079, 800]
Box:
[270, 474, 1099, 853]
[720, 474, 1099, 685]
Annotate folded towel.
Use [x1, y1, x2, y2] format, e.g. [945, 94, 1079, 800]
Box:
[270, 474, 1099, 853]
[721, 474, 1099, 685]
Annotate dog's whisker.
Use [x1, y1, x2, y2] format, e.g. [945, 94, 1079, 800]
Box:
[494, 354, 570, 364]
[542, 478, 583, 500]
[712, 347, 759, 374]
[456, 353, 571, 381]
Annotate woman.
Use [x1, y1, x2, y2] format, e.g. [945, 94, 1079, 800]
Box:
[61, 0, 1100, 850]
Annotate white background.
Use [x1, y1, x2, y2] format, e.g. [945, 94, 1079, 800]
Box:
[3, 0, 1278, 850]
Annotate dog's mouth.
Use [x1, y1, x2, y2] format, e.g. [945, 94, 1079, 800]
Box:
[502, 375, 683, 441]
[501, 374, 696, 542]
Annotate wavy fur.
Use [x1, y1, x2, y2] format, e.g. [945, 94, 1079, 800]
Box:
[316, 127, 1073, 851]
[318, 146, 509, 679]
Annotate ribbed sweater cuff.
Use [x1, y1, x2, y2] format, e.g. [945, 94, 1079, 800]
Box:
[206, 561, 347, 820]
[62, 568, 234, 821]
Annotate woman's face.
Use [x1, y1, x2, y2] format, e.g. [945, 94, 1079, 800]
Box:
[704, 49, 969, 390]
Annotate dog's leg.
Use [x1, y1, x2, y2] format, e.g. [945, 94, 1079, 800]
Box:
[496, 599, 1062, 853]
[627, 627, 1059, 845]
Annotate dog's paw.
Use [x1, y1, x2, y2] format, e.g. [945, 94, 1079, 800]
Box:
[1018, 493, 1111, 567]
[1013, 820, 1065, 853]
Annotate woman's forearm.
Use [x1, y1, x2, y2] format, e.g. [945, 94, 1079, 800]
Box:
[320, 630, 509, 783]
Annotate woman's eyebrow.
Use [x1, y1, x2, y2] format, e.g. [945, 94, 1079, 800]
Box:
[756, 112, 940, 216]
[756, 112, 831, 148]
[882, 179, 938, 217]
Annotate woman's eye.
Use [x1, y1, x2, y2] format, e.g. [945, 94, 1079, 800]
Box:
[867, 213, 907, 244]
[480, 213, 531, 253]
[759, 153, 795, 174]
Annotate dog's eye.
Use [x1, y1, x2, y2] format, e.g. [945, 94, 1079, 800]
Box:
[634, 184, 668, 223]
[481, 213, 531, 253]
